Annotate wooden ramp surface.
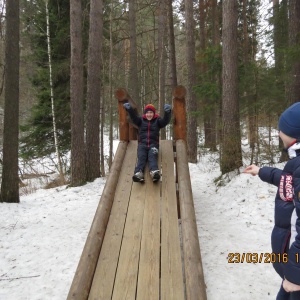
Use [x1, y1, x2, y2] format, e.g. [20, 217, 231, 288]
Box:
[88, 140, 185, 300]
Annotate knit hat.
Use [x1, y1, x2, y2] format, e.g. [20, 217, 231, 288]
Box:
[144, 104, 156, 114]
[278, 102, 300, 139]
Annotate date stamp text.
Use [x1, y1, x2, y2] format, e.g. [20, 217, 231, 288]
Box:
[227, 252, 299, 264]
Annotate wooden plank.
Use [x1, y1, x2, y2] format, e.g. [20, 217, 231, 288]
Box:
[88, 141, 137, 300]
[111, 170, 147, 300]
[160, 140, 185, 300]
[176, 140, 207, 300]
[136, 165, 161, 300]
[67, 141, 128, 300]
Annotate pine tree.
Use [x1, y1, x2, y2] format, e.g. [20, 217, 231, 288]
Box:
[1, 0, 20, 203]
[85, 0, 103, 181]
[220, 0, 242, 174]
[70, 0, 86, 186]
[184, 0, 198, 162]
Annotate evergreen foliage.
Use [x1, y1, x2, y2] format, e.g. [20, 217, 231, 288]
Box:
[20, 0, 71, 159]
[11, 0, 300, 171]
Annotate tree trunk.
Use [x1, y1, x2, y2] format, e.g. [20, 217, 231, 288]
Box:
[184, 0, 198, 162]
[70, 0, 86, 186]
[212, 0, 222, 146]
[1, 0, 20, 203]
[167, 0, 177, 88]
[288, 0, 300, 104]
[128, 0, 139, 103]
[273, 0, 288, 109]
[273, 0, 289, 161]
[86, 0, 103, 181]
[45, 0, 65, 183]
[109, 0, 113, 169]
[243, 0, 256, 155]
[220, 0, 242, 174]
[158, 0, 166, 139]
[100, 85, 105, 177]
[200, 0, 216, 151]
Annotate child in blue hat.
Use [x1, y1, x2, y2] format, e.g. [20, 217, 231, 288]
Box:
[244, 102, 300, 299]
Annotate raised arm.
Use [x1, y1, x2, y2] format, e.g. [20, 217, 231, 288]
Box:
[157, 104, 172, 128]
[123, 103, 142, 127]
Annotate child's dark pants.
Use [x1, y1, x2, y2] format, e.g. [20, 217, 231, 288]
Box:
[134, 144, 159, 173]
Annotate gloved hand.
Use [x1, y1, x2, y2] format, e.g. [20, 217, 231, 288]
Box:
[164, 104, 171, 113]
[123, 103, 131, 110]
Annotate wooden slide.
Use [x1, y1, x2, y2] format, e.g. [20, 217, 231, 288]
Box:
[67, 87, 207, 300]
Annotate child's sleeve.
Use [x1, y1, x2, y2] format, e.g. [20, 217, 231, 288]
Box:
[127, 107, 142, 127]
[157, 110, 171, 128]
[258, 166, 282, 187]
[283, 166, 300, 285]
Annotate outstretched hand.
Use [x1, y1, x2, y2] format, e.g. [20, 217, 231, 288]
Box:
[123, 103, 131, 110]
[243, 164, 260, 176]
[164, 104, 171, 113]
[283, 279, 300, 292]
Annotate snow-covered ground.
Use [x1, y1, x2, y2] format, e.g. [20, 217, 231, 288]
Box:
[0, 138, 283, 299]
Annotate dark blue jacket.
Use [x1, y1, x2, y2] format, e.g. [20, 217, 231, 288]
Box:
[126, 107, 171, 147]
[259, 153, 300, 285]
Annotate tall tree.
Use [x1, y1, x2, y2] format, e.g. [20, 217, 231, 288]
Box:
[199, 0, 217, 151]
[287, 0, 300, 104]
[220, 0, 242, 174]
[1, 0, 20, 203]
[184, 0, 198, 162]
[70, 0, 86, 186]
[158, 0, 167, 139]
[128, 0, 139, 102]
[45, 0, 65, 182]
[272, 0, 288, 162]
[167, 0, 177, 88]
[242, 0, 258, 163]
[211, 0, 221, 150]
[273, 0, 287, 88]
[108, 0, 113, 169]
[85, 0, 103, 181]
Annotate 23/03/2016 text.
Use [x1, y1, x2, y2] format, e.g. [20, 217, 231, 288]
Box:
[227, 252, 300, 264]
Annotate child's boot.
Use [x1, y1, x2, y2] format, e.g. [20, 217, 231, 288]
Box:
[132, 171, 145, 183]
[150, 170, 160, 182]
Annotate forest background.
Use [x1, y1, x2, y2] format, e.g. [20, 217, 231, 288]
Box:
[0, 0, 299, 202]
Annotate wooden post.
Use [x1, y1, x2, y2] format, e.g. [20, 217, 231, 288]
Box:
[115, 88, 138, 141]
[176, 140, 207, 300]
[115, 88, 129, 141]
[67, 141, 128, 300]
[173, 86, 187, 141]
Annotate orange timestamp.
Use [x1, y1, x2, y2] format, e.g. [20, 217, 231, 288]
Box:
[227, 252, 300, 264]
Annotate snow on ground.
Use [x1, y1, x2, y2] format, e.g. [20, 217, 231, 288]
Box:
[0, 140, 284, 299]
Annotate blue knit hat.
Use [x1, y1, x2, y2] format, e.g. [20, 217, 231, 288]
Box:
[278, 102, 300, 139]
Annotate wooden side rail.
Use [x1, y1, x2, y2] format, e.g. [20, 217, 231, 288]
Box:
[67, 141, 128, 300]
[176, 140, 207, 300]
